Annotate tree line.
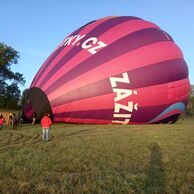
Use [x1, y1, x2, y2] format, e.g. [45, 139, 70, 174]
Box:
[0, 42, 194, 116]
[186, 94, 194, 116]
[0, 42, 27, 110]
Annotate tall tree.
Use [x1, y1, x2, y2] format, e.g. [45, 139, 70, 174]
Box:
[0, 42, 25, 109]
[186, 95, 194, 116]
[18, 88, 29, 109]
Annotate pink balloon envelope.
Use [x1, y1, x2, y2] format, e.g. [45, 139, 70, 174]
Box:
[23, 16, 190, 124]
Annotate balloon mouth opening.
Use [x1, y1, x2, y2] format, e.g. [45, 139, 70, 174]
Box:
[22, 87, 53, 122]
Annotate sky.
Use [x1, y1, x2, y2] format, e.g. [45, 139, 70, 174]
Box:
[1, 0, 194, 92]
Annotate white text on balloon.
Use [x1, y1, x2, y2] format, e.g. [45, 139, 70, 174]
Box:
[58, 34, 107, 54]
[110, 72, 138, 124]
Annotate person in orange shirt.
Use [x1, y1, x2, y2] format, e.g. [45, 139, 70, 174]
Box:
[41, 113, 52, 141]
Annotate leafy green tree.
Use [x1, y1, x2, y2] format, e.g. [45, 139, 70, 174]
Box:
[186, 95, 194, 116]
[0, 42, 25, 109]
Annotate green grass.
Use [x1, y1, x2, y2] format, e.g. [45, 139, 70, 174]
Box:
[0, 117, 194, 194]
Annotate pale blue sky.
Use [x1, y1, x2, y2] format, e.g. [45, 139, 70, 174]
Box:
[1, 0, 194, 91]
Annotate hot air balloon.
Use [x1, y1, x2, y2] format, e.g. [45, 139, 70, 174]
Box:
[23, 16, 190, 124]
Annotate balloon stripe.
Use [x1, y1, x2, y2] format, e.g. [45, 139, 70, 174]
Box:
[31, 21, 107, 87]
[32, 18, 110, 87]
[51, 78, 190, 112]
[53, 104, 171, 123]
[30, 48, 60, 87]
[131, 99, 188, 123]
[31, 28, 81, 87]
[36, 16, 138, 88]
[49, 58, 188, 105]
[54, 117, 112, 124]
[52, 93, 115, 113]
[45, 28, 172, 95]
[148, 102, 185, 123]
[47, 41, 183, 101]
[149, 108, 183, 123]
[41, 19, 159, 91]
[128, 59, 188, 88]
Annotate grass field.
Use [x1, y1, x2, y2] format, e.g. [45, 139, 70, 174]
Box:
[0, 117, 194, 194]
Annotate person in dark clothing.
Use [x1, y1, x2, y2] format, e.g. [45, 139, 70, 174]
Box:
[32, 112, 37, 125]
[12, 113, 19, 130]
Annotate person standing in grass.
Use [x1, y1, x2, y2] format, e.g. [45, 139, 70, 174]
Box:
[32, 112, 37, 125]
[0, 113, 4, 129]
[12, 113, 19, 130]
[8, 112, 13, 125]
[41, 113, 52, 141]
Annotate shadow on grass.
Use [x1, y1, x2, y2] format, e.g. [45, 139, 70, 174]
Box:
[145, 142, 166, 194]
